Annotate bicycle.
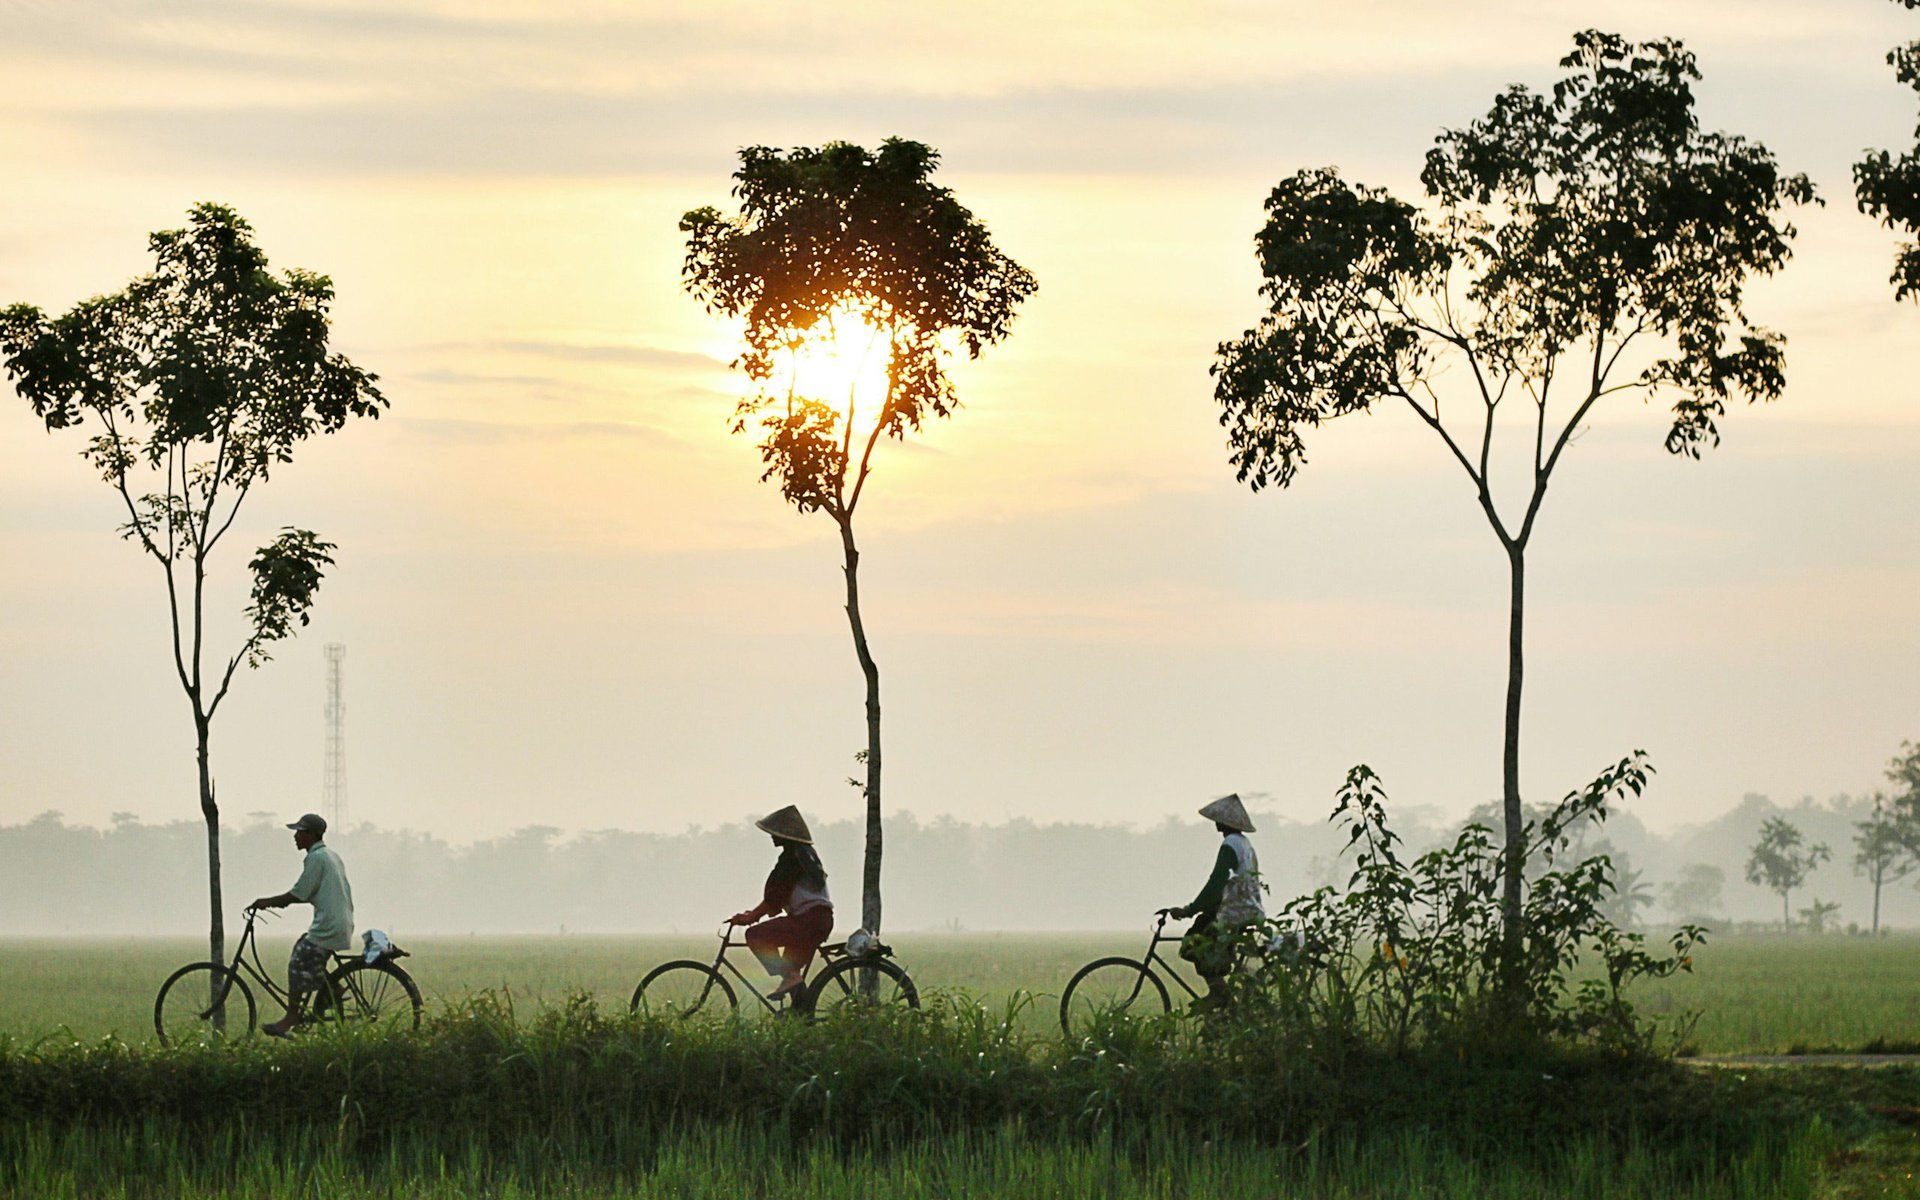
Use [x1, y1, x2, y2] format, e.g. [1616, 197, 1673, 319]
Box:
[1059, 908, 1209, 1036]
[153, 907, 422, 1046]
[630, 923, 919, 1018]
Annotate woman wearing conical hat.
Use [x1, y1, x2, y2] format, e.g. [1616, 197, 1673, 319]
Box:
[1168, 793, 1263, 1012]
[728, 805, 834, 1002]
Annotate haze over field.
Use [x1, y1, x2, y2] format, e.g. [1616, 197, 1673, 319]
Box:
[2, 0, 1916, 844]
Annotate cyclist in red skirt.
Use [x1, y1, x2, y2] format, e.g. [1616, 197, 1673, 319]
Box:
[728, 805, 834, 1001]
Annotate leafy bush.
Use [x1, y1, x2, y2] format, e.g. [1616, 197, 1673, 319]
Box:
[1234, 753, 1703, 1055]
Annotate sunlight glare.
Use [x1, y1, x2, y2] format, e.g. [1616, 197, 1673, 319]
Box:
[783, 308, 893, 429]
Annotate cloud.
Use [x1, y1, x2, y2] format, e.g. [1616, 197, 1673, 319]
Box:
[491, 340, 724, 370]
[394, 415, 687, 447]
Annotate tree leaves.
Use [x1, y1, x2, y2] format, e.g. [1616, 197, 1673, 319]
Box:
[1214, 30, 1815, 498]
[1855, 4, 1920, 300]
[243, 529, 336, 667]
[683, 139, 1035, 519]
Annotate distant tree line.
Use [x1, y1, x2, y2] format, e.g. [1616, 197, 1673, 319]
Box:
[5, 784, 1918, 937]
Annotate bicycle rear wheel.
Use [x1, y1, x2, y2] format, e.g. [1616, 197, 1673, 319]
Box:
[154, 963, 257, 1046]
[805, 956, 919, 1016]
[630, 961, 737, 1018]
[322, 960, 423, 1031]
[1060, 957, 1169, 1037]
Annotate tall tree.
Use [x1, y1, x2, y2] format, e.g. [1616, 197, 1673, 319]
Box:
[1856, 0, 1920, 299]
[1855, 740, 1920, 934]
[681, 139, 1036, 936]
[1, 204, 385, 976]
[1745, 816, 1830, 928]
[1888, 739, 1920, 808]
[1211, 31, 1814, 974]
[1852, 796, 1918, 934]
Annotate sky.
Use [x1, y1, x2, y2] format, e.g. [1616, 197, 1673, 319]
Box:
[1, 0, 1916, 842]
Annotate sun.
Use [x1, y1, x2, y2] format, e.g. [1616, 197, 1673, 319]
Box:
[783, 306, 892, 426]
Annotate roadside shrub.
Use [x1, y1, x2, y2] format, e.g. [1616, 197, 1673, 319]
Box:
[1234, 753, 1703, 1055]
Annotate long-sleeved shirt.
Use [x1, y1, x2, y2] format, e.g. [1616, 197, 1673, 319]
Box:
[743, 847, 832, 921]
[1186, 841, 1237, 919]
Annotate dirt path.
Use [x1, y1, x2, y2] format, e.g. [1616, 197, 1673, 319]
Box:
[1684, 1054, 1920, 1068]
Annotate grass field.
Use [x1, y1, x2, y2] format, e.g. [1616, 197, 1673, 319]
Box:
[8, 930, 1920, 1198]
[3, 1120, 1840, 1199]
[3, 930, 1917, 1052]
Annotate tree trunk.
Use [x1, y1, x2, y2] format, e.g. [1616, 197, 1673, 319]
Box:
[837, 517, 883, 938]
[1873, 867, 1883, 936]
[1499, 543, 1527, 988]
[196, 717, 226, 1027]
[1781, 891, 1790, 929]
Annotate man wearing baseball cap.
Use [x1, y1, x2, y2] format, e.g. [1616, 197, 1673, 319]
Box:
[249, 813, 355, 1037]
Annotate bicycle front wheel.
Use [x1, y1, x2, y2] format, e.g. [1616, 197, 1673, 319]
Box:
[805, 956, 919, 1016]
[1060, 957, 1169, 1037]
[630, 961, 737, 1018]
[154, 963, 257, 1046]
[323, 960, 423, 1032]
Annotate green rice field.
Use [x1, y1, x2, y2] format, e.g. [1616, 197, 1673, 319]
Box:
[3, 930, 1917, 1052]
[8, 931, 1920, 1198]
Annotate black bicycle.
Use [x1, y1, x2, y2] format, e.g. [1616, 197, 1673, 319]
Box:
[153, 907, 422, 1046]
[1059, 909, 1205, 1036]
[631, 924, 919, 1018]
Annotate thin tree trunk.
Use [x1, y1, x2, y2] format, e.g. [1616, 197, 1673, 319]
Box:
[1499, 542, 1526, 989]
[837, 517, 883, 938]
[1873, 867, 1883, 936]
[1781, 891, 1790, 929]
[196, 717, 226, 1027]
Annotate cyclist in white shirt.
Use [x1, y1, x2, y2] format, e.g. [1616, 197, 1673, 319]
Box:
[249, 812, 355, 1037]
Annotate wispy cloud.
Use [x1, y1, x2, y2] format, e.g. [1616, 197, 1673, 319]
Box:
[394, 415, 688, 447]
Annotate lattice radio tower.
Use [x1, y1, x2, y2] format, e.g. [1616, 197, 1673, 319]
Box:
[323, 643, 347, 828]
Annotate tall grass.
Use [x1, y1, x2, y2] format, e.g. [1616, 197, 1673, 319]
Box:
[1, 1117, 1834, 1199]
[1, 993, 1823, 1170]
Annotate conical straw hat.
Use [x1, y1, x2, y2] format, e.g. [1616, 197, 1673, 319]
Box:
[1197, 793, 1255, 833]
[754, 805, 814, 844]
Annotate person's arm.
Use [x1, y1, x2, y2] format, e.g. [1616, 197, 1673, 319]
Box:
[256, 854, 322, 912]
[1174, 843, 1236, 919]
[731, 860, 793, 924]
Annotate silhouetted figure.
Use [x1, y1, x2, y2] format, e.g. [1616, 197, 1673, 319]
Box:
[729, 806, 834, 1001]
[1170, 794, 1263, 1012]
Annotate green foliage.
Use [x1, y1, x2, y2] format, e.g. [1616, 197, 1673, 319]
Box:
[1237, 754, 1701, 1055]
[1855, 0, 1920, 299]
[0, 1114, 1839, 1200]
[0, 991, 1795, 1158]
[1214, 30, 1815, 495]
[0, 203, 384, 713]
[242, 528, 336, 666]
[1796, 899, 1842, 935]
[1745, 818, 1831, 923]
[682, 139, 1035, 519]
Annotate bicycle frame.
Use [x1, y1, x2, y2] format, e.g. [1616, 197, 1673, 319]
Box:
[202, 910, 369, 1018]
[1141, 912, 1204, 1002]
[705, 924, 844, 1013]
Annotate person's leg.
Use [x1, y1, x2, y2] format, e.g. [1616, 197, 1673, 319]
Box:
[743, 920, 787, 975]
[266, 936, 326, 1036]
[783, 907, 834, 976]
[1181, 918, 1230, 1012]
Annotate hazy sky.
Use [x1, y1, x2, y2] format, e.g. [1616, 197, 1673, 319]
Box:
[2, 0, 1915, 840]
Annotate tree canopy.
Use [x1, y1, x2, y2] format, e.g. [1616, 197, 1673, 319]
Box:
[681, 138, 1036, 519]
[0, 203, 385, 694]
[1856, 0, 1920, 299]
[1214, 30, 1816, 505]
